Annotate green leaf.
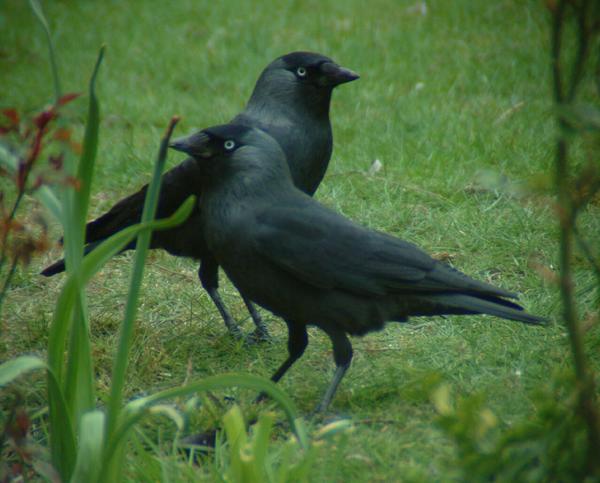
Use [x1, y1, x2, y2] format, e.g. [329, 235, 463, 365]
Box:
[0, 355, 46, 386]
[70, 410, 105, 483]
[249, 411, 275, 475]
[74, 45, 104, 235]
[223, 405, 248, 482]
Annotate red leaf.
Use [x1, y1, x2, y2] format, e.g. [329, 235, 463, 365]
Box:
[58, 92, 81, 106]
[2, 108, 19, 125]
[0, 108, 20, 134]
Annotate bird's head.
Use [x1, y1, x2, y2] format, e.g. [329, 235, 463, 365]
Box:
[247, 51, 359, 116]
[272, 51, 359, 88]
[169, 124, 291, 184]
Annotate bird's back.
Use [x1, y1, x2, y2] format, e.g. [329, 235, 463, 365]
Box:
[233, 109, 332, 196]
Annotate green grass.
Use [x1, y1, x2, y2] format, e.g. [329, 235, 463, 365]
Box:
[1, 0, 598, 481]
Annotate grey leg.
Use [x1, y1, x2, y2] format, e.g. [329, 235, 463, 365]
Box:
[315, 328, 353, 413]
[198, 258, 242, 339]
[256, 321, 308, 403]
[243, 296, 271, 342]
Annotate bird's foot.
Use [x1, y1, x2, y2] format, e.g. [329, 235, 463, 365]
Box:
[245, 325, 271, 344]
[224, 322, 244, 340]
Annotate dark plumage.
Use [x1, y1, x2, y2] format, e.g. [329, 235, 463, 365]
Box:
[41, 51, 359, 339]
[170, 124, 546, 412]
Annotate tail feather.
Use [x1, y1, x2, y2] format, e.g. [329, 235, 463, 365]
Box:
[40, 258, 66, 276]
[423, 293, 547, 325]
[40, 242, 102, 277]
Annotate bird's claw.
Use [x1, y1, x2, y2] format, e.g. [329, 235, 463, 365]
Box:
[245, 326, 271, 344]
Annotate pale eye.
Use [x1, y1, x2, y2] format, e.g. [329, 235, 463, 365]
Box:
[296, 67, 307, 77]
[224, 140, 235, 150]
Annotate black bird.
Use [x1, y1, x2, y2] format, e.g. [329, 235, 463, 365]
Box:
[41, 51, 359, 340]
[170, 124, 546, 412]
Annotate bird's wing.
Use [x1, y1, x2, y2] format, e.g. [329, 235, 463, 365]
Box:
[86, 158, 201, 243]
[253, 203, 435, 296]
[253, 202, 518, 299]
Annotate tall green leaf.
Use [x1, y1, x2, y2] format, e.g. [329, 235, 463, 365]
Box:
[104, 117, 181, 428]
[63, 46, 105, 427]
[103, 116, 183, 480]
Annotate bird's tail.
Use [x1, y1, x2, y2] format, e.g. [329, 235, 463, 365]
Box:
[422, 293, 547, 325]
[40, 242, 101, 277]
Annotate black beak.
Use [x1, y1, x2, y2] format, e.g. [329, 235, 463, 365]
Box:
[169, 132, 212, 158]
[320, 62, 360, 86]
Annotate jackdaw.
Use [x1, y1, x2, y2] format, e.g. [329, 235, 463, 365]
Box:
[170, 124, 546, 412]
[41, 51, 359, 340]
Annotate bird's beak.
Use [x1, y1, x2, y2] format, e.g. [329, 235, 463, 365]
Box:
[169, 132, 213, 158]
[320, 61, 360, 86]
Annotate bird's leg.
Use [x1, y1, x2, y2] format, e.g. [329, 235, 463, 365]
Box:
[256, 321, 308, 403]
[243, 296, 271, 342]
[315, 328, 353, 413]
[198, 258, 242, 339]
[271, 321, 308, 382]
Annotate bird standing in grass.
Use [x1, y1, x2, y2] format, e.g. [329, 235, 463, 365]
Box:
[41, 51, 359, 340]
[170, 124, 546, 413]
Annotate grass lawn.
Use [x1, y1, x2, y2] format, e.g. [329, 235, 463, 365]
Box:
[1, 0, 598, 481]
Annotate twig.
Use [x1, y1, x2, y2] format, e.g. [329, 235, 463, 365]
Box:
[0, 191, 24, 273]
[0, 255, 19, 321]
[567, 0, 591, 102]
[494, 101, 525, 124]
[551, 0, 600, 471]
